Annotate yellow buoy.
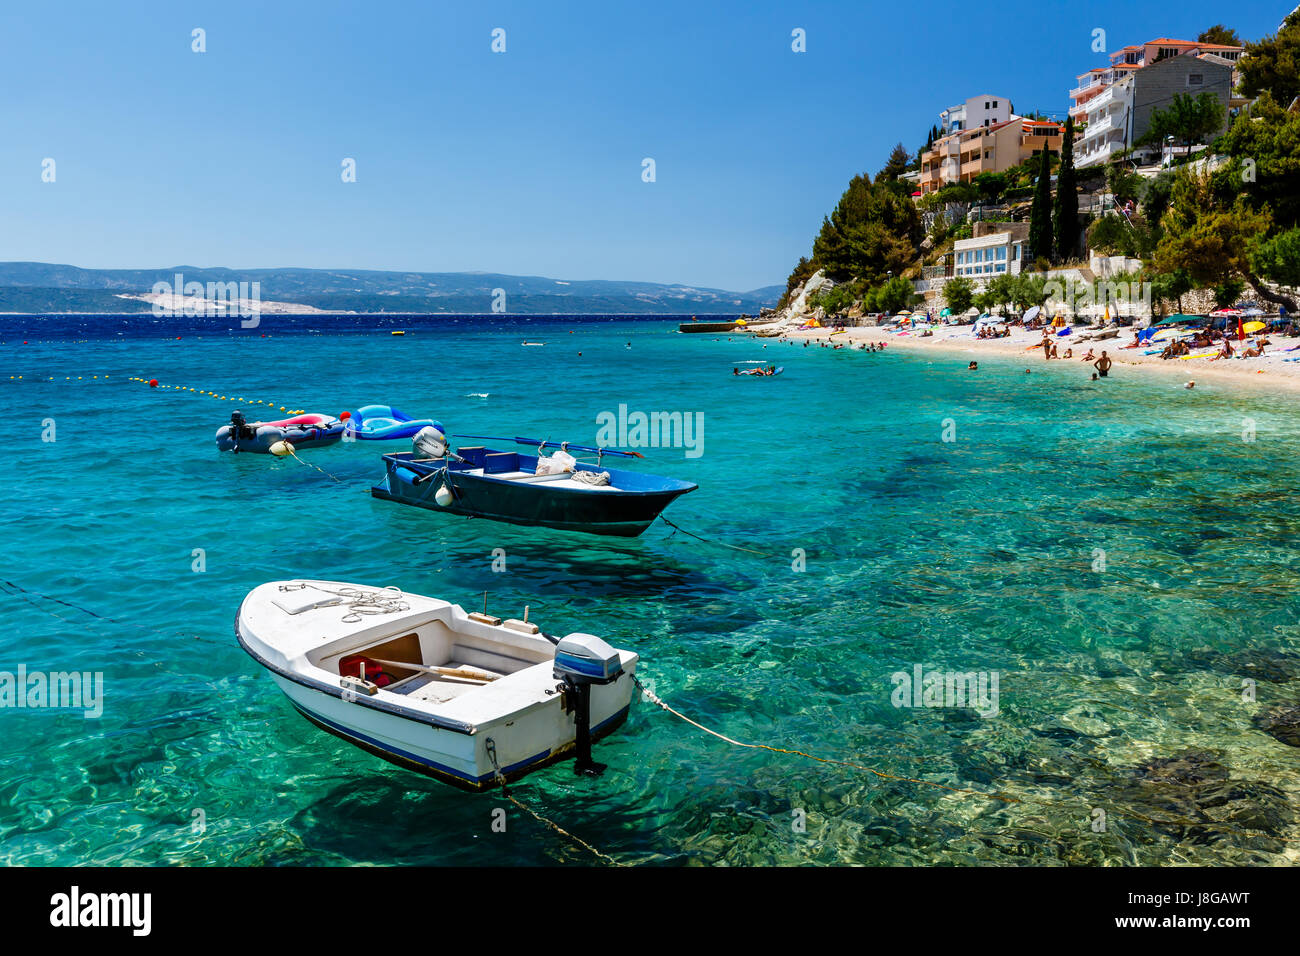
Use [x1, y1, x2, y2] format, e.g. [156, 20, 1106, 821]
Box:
[269, 440, 294, 457]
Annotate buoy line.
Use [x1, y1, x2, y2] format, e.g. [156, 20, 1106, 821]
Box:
[7, 374, 113, 382]
[631, 675, 1297, 844]
[130, 378, 307, 415]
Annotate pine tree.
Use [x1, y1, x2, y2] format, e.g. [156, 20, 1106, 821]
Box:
[1052, 117, 1078, 262]
[1027, 147, 1053, 263]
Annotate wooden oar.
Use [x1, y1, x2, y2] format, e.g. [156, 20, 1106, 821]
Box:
[367, 657, 500, 683]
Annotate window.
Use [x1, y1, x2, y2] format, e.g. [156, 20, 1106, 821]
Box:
[996, 264, 1006, 273]
[996, 247, 1006, 261]
[1012, 244, 1020, 260]
[1188, 73, 1203, 86]
[992, 100, 998, 107]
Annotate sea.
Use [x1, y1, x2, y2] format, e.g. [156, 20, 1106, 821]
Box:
[1, 312, 1298, 866]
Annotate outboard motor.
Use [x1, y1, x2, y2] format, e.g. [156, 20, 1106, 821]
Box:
[553, 633, 623, 777]
[216, 410, 260, 453]
[412, 423, 448, 459]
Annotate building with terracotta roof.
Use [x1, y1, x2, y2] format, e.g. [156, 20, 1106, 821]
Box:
[1068, 35, 1243, 123]
[919, 117, 1063, 194]
[1074, 53, 1234, 169]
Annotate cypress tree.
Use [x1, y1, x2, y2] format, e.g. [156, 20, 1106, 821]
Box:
[1027, 147, 1053, 263]
[1053, 117, 1078, 262]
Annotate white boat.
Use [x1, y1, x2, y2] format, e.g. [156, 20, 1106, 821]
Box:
[236, 580, 638, 791]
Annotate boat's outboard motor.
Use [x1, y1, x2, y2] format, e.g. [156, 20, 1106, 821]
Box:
[216, 410, 260, 452]
[412, 423, 448, 459]
[553, 633, 623, 777]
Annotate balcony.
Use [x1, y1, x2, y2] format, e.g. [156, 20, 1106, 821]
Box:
[1082, 113, 1115, 138]
[1076, 140, 1125, 168]
[1069, 78, 1105, 100]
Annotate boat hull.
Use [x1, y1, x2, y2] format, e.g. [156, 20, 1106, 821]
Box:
[235, 580, 639, 792]
[270, 672, 634, 792]
[371, 452, 696, 537]
[216, 415, 345, 453]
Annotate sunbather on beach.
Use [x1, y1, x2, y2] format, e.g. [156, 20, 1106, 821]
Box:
[1210, 338, 1235, 361]
[1081, 349, 1095, 362]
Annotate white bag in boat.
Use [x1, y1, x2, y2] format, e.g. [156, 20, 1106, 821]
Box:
[535, 449, 576, 475]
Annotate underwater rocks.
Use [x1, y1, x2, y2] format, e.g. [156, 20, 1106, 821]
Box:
[1183, 646, 1300, 683]
[1112, 750, 1295, 845]
[1254, 705, 1300, 748]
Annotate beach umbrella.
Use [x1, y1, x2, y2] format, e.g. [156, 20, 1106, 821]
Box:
[735, 318, 748, 326]
[939, 307, 952, 317]
[1243, 320, 1265, 333]
[1156, 313, 1201, 325]
[896, 310, 912, 316]
[1023, 305, 1041, 323]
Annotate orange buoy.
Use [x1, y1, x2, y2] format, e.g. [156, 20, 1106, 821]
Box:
[149, 379, 159, 387]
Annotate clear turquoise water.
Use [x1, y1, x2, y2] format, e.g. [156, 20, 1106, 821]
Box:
[3, 320, 1299, 866]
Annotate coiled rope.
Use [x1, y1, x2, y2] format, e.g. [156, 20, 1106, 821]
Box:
[276, 582, 410, 622]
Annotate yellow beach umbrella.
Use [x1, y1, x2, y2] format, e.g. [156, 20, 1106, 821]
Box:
[1243, 321, 1265, 334]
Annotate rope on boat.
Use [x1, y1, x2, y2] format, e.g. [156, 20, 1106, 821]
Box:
[657, 515, 772, 557]
[630, 675, 1296, 843]
[277, 582, 410, 622]
[486, 738, 621, 866]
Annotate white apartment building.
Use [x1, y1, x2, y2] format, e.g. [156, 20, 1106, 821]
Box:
[1074, 77, 1134, 169]
[939, 94, 1012, 134]
[952, 229, 1026, 280]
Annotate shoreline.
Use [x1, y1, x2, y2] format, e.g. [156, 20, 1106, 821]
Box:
[761, 324, 1300, 397]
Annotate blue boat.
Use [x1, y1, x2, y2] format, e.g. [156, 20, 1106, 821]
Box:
[371, 437, 697, 537]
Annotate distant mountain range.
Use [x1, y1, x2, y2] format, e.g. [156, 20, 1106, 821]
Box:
[0, 262, 781, 315]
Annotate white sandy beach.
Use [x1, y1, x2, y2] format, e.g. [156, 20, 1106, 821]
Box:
[753, 322, 1300, 396]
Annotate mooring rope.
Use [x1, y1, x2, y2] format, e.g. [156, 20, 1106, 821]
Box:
[486, 738, 620, 865]
[657, 515, 772, 557]
[630, 675, 1300, 843]
[284, 445, 343, 483]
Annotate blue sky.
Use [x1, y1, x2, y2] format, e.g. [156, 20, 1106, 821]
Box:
[0, 1, 1289, 291]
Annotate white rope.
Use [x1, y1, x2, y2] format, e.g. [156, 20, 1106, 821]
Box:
[278, 582, 410, 622]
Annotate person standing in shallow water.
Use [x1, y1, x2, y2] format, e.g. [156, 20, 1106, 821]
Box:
[1094, 351, 1112, 378]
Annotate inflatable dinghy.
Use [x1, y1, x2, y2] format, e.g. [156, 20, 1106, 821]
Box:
[216, 412, 345, 453]
[344, 404, 441, 441]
